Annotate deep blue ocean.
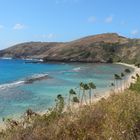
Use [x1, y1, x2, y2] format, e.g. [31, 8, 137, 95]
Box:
[0, 59, 133, 120]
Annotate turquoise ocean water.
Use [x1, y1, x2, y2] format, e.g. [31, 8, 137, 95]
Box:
[0, 59, 133, 119]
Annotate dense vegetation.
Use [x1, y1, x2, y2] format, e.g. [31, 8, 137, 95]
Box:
[0, 73, 140, 139]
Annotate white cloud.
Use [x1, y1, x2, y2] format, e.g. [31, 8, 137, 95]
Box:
[42, 33, 56, 39]
[13, 23, 26, 30]
[88, 16, 96, 23]
[105, 16, 113, 23]
[131, 29, 139, 36]
[47, 33, 55, 39]
[34, 33, 56, 40]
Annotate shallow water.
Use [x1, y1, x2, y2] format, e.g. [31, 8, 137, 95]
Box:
[0, 59, 133, 119]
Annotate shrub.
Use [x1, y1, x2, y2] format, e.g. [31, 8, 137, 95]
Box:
[1, 80, 140, 140]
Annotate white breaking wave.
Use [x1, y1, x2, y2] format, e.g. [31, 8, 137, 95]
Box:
[59, 67, 81, 74]
[0, 81, 24, 90]
[23, 58, 44, 62]
[0, 73, 49, 90]
[22, 58, 33, 61]
[24, 73, 49, 84]
[29, 73, 48, 79]
[73, 67, 81, 72]
[0, 57, 12, 60]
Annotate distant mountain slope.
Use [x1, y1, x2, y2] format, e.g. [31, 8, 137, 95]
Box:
[1, 33, 140, 63]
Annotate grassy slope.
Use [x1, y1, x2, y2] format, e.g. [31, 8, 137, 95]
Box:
[1, 33, 140, 64]
[0, 79, 140, 140]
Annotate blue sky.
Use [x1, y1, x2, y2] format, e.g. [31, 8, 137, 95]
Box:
[0, 0, 140, 49]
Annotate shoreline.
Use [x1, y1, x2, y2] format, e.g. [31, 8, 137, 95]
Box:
[71, 62, 140, 111]
[0, 62, 140, 130]
[95, 62, 140, 98]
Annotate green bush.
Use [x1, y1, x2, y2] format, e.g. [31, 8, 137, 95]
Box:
[1, 80, 140, 140]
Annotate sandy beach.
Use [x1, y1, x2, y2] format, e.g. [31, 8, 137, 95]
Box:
[116, 63, 140, 88]
[16, 63, 140, 115]
[71, 62, 140, 111]
[98, 62, 140, 97]
[93, 63, 140, 100]
[1, 62, 140, 131]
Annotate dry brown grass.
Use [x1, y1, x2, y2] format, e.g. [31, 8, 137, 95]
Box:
[1, 80, 140, 140]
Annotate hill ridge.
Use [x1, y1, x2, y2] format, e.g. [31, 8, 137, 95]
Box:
[0, 33, 140, 64]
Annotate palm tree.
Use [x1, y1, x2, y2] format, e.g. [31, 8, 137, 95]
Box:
[56, 94, 64, 113]
[80, 82, 84, 89]
[114, 74, 118, 91]
[131, 76, 136, 79]
[121, 72, 125, 91]
[88, 82, 96, 104]
[80, 82, 84, 105]
[26, 109, 37, 118]
[136, 73, 140, 78]
[124, 68, 131, 73]
[121, 72, 125, 78]
[124, 69, 132, 88]
[79, 83, 89, 105]
[110, 82, 115, 92]
[83, 83, 90, 105]
[78, 82, 84, 100]
[69, 89, 76, 107]
[114, 74, 122, 93]
[57, 94, 63, 100]
[72, 96, 80, 103]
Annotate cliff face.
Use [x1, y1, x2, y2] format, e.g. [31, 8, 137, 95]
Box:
[1, 33, 140, 63]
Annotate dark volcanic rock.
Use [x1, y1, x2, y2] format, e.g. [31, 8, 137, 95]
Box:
[24, 74, 50, 84]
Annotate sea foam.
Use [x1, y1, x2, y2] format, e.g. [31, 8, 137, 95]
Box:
[0, 81, 24, 90]
[73, 67, 81, 72]
[0, 73, 49, 90]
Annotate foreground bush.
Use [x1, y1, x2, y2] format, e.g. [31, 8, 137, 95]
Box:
[0, 82, 140, 139]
